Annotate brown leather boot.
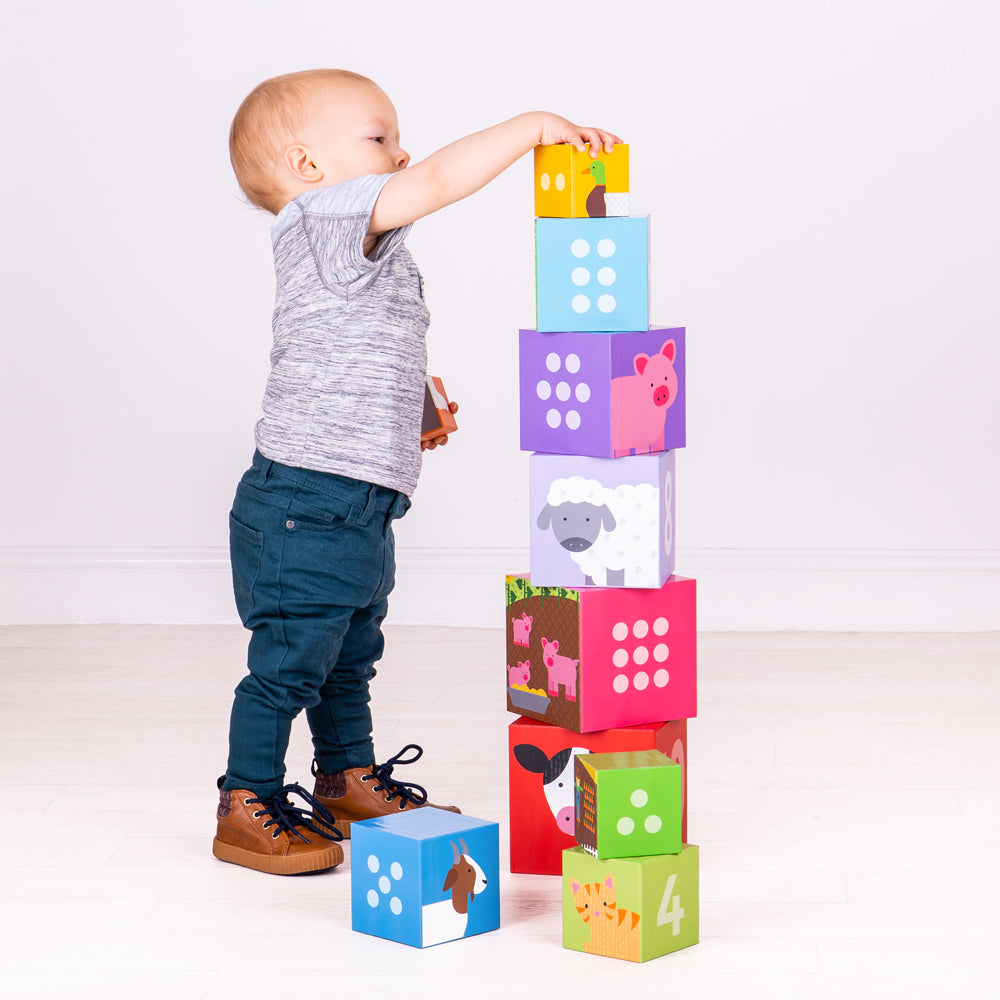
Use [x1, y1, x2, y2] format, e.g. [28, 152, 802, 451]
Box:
[212, 778, 345, 875]
[312, 744, 460, 839]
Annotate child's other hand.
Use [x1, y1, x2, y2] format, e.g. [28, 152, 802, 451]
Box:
[421, 401, 459, 451]
[539, 114, 623, 156]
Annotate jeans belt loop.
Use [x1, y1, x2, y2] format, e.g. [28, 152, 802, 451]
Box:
[390, 492, 408, 520]
[254, 451, 274, 481]
[357, 483, 379, 525]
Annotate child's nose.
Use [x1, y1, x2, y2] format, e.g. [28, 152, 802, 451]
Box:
[395, 146, 410, 169]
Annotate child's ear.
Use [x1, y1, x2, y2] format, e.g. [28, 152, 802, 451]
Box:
[284, 144, 323, 184]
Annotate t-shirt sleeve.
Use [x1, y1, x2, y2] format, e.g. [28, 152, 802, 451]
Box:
[296, 175, 412, 294]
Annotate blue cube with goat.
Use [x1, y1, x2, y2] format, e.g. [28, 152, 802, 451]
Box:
[351, 808, 501, 948]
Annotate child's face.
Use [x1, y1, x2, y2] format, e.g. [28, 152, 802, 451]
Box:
[299, 80, 409, 186]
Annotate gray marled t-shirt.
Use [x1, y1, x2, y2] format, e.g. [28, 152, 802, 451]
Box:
[255, 175, 431, 496]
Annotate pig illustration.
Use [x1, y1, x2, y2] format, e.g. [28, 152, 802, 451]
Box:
[610, 339, 678, 457]
[508, 661, 531, 687]
[512, 612, 533, 647]
[540, 637, 579, 701]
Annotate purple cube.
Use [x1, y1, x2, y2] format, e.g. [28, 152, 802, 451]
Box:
[530, 451, 676, 589]
[519, 328, 686, 458]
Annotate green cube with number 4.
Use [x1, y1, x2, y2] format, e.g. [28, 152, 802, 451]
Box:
[562, 844, 699, 963]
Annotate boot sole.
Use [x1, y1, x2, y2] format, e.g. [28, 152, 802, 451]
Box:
[212, 837, 343, 875]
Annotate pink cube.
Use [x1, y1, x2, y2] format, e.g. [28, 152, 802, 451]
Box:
[505, 574, 697, 733]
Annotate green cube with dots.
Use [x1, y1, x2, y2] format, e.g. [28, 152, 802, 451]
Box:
[574, 750, 682, 859]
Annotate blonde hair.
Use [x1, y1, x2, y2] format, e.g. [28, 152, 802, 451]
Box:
[229, 69, 375, 215]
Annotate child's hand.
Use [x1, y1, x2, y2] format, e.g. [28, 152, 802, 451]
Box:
[421, 401, 459, 451]
[538, 114, 623, 156]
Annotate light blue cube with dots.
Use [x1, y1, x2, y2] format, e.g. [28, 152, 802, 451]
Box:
[536, 217, 649, 333]
[351, 808, 500, 948]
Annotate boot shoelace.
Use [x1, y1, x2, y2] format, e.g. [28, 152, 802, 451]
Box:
[362, 743, 428, 808]
[247, 783, 344, 844]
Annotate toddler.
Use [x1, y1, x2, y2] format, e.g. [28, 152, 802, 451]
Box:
[213, 68, 621, 875]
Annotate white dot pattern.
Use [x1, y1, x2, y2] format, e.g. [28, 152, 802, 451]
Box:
[563, 236, 620, 316]
[363, 853, 405, 916]
[532, 348, 592, 435]
[610, 618, 671, 694]
[613, 784, 664, 841]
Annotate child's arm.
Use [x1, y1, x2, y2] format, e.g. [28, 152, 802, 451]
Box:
[370, 112, 621, 234]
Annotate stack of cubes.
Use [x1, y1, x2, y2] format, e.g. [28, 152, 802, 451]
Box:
[505, 144, 699, 962]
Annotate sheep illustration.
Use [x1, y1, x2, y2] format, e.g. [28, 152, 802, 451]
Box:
[536, 475, 671, 588]
[421, 839, 488, 946]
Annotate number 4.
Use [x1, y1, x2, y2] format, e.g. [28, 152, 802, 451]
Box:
[656, 873, 685, 934]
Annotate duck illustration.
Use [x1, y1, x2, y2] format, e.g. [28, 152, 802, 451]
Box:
[583, 159, 608, 218]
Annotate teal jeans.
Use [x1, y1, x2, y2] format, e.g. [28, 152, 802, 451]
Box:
[223, 451, 410, 797]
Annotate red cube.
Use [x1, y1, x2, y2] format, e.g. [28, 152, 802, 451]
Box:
[508, 717, 688, 875]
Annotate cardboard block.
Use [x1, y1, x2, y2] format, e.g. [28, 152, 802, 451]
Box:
[508, 718, 688, 875]
[574, 750, 682, 859]
[505, 574, 697, 733]
[420, 375, 458, 443]
[351, 808, 500, 948]
[536, 217, 649, 332]
[530, 451, 675, 589]
[534, 143, 630, 218]
[519, 327, 686, 457]
[563, 844, 699, 963]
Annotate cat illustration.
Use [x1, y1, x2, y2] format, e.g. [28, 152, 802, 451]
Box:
[571, 874, 641, 962]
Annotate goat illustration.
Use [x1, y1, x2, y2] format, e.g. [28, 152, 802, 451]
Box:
[421, 839, 488, 946]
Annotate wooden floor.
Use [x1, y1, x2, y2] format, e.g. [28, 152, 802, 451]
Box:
[1, 625, 998, 999]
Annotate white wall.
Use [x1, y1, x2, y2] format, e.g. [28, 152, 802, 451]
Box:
[1, 0, 997, 628]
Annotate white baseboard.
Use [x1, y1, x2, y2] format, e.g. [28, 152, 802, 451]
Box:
[1, 546, 997, 630]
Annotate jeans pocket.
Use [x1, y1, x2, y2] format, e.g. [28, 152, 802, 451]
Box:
[283, 494, 353, 533]
[229, 510, 263, 625]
